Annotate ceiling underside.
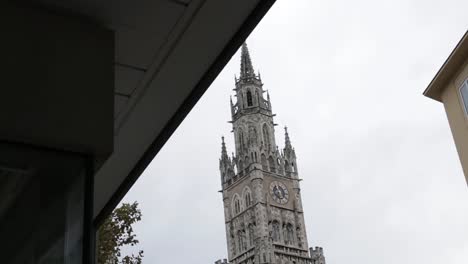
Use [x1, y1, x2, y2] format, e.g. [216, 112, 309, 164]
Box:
[32, 0, 274, 220]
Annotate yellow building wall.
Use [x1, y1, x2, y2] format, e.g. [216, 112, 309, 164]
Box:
[442, 60, 468, 186]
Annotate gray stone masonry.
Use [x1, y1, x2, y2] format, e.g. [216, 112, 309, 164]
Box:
[217, 43, 326, 264]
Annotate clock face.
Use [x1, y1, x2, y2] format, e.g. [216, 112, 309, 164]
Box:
[269, 181, 289, 204]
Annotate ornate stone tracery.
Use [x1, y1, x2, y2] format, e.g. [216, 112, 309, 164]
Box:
[217, 43, 325, 264]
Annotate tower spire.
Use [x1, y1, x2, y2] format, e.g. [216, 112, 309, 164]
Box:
[218, 40, 322, 264]
[220, 136, 235, 185]
[221, 136, 228, 159]
[284, 126, 292, 150]
[240, 43, 256, 80]
[283, 126, 297, 176]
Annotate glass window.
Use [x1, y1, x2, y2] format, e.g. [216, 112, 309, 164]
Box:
[459, 79, 468, 115]
[0, 143, 91, 264]
[247, 91, 253, 107]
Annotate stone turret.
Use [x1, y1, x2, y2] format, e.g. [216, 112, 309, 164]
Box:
[310, 247, 326, 264]
[283, 126, 298, 178]
[220, 136, 235, 184]
[214, 259, 229, 264]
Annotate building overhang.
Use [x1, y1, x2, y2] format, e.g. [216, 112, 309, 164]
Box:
[89, 0, 276, 224]
[424, 31, 468, 102]
[1, 0, 276, 225]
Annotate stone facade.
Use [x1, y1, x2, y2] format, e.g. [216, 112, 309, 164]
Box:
[310, 247, 326, 264]
[216, 44, 326, 264]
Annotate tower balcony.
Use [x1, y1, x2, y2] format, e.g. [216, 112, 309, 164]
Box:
[273, 244, 313, 263]
[235, 74, 262, 87]
[223, 161, 297, 189]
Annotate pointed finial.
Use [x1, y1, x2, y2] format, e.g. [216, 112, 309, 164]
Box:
[240, 43, 255, 80]
[285, 126, 292, 149]
[221, 136, 228, 158]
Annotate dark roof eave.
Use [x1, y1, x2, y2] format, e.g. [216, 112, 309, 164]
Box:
[94, 0, 277, 227]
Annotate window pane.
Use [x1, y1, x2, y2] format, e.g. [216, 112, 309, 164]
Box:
[460, 81, 468, 114]
[0, 143, 89, 264]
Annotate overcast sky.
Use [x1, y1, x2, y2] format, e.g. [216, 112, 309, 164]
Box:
[121, 1, 468, 263]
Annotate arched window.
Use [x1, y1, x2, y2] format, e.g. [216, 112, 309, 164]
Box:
[243, 187, 252, 207]
[231, 233, 236, 255]
[238, 129, 245, 151]
[245, 192, 252, 207]
[243, 230, 247, 250]
[296, 226, 302, 247]
[237, 230, 246, 251]
[247, 90, 253, 106]
[262, 124, 271, 151]
[248, 224, 255, 247]
[285, 223, 294, 244]
[261, 154, 267, 170]
[240, 93, 244, 109]
[233, 195, 241, 215]
[272, 220, 280, 242]
[237, 230, 243, 252]
[268, 156, 276, 173]
[248, 126, 258, 147]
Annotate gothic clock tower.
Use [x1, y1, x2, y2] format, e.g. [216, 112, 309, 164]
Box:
[217, 44, 325, 264]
